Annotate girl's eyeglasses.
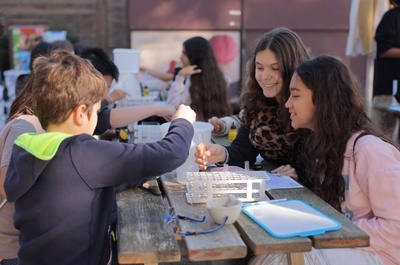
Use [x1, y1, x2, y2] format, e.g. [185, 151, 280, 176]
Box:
[164, 208, 228, 236]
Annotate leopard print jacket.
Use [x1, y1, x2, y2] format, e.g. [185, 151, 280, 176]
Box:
[249, 104, 299, 161]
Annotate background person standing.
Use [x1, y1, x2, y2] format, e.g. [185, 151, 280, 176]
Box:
[372, 0, 400, 141]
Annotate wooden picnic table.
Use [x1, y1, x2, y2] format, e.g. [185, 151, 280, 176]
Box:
[116, 181, 180, 265]
[211, 134, 369, 254]
[116, 173, 369, 265]
[161, 173, 309, 265]
[116, 134, 370, 265]
[161, 172, 370, 265]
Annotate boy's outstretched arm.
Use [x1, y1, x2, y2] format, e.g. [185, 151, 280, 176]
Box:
[109, 104, 176, 128]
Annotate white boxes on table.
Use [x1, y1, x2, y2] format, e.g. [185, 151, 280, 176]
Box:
[131, 124, 162, 143]
[185, 171, 269, 204]
[119, 96, 155, 107]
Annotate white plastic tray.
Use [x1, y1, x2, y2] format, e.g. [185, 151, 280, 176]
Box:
[132, 124, 162, 143]
[185, 171, 269, 203]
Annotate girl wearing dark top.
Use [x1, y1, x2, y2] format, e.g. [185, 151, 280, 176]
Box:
[195, 27, 310, 180]
[373, 0, 400, 96]
[371, 0, 400, 140]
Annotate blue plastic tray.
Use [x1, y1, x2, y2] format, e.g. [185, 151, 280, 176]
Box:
[242, 199, 342, 238]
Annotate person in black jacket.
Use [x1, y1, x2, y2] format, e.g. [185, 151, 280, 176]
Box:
[373, 0, 400, 97]
[372, 0, 400, 140]
[4, 50, 196, 265]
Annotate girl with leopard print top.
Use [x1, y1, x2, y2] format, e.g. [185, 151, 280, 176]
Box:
[195, 27, 310, 181]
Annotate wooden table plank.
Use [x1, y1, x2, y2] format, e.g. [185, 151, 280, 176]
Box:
[117, 181, 181, 264]
[267, 188, 370, 249]
[161, 173, 247, 262]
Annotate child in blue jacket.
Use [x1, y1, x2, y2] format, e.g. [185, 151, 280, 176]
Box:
[4, 50, 196, 265]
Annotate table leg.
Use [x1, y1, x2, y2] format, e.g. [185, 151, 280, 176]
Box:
[287, 252, 304, 265]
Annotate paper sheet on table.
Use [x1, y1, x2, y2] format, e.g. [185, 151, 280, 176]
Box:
[265, 172, 303, 190]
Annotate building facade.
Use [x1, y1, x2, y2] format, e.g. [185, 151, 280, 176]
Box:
[0, 0, 367, 89]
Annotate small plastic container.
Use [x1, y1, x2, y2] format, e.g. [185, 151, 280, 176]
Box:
[113, 48, 140, 73]
[228, 122, 237, 143]
[161, 121, 213, 183]
[132, 124, 162, 143]
[207, 196, 242, 224]
[120, 96, 155, 107]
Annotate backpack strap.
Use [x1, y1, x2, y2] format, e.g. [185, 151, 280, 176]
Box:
[0, 199, 6, 211]
[353, 132, 369, 151]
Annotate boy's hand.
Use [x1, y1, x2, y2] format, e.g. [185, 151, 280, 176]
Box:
[194, 143, 226, 170]
[208, 116, 226, 134]
[172, 104, 196, 124]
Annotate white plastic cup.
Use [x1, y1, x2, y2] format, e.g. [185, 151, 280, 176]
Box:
[112, 48, 140, 73]
[161, 121, 213, 183]
[116, 72, 142, 99]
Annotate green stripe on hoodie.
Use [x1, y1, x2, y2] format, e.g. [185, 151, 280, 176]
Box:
[14, 132, 73, 160]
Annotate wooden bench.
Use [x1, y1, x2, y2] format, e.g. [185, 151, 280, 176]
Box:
[116, 180, 180, 265]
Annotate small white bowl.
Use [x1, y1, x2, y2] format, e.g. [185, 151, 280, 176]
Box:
[206, 196, 242, 225]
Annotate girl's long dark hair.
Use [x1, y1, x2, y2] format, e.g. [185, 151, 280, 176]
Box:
[184, 36, 231, 121]
[8, 42, 58, 121]
[296, 55, 396, 211]
[241, 27, 310, 131]
[7, 76, 35, 122]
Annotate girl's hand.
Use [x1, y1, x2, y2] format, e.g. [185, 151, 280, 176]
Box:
[178, 65, 202, 77]
[108, 89, 128, 103]
[156, 105, 176, 121]
[208, 116, 226, 134]
[271, 164, 298, 180]
[194, 143, 226, 170]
